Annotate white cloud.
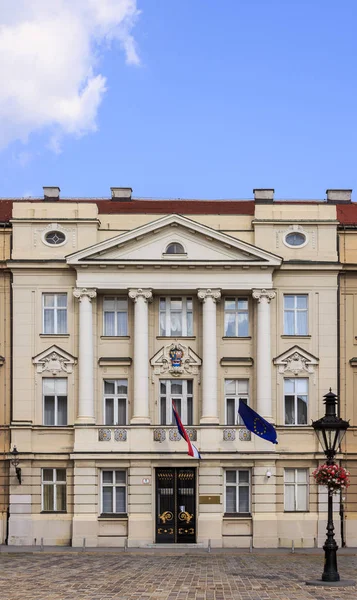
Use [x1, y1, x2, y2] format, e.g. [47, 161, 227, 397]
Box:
[0, 0, 140, 151]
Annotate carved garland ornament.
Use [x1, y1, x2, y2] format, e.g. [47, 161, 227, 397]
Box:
[151, 342, 201, 378]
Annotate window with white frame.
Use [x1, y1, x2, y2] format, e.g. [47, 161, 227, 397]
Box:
[160, 380, 193, 425]
[284, 378, 308, 425]
[103, 296, 128, 336]
[225, 379, 249, 425]
[283, 295, 308, 335]
[103, 380, 128, 425]
[101, 470, 127, 514]
[224, 298, 249, 337]
[159, 297, 193, 336]
[42, 468, 66, 512]
[43, 293, 67, 334]
[284, 468, 309, 511]
[43, 378, 67, 426]
[225, 469, 251, 513]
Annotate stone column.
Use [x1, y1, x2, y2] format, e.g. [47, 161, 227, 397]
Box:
[128, 288, 153, 424]
[252, 288, 276, 421]
[198, 288, 221, 424]
[73, 288, 97, 423]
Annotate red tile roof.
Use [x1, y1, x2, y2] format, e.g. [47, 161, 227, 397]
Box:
[337, 204, 357, 225]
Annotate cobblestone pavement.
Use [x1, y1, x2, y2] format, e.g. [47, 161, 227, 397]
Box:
[0, 550, 357, 600]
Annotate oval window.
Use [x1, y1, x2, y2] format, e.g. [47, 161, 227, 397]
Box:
[165, 242, 185, 254]
[44, 230, 66, 245]
[285, 232, 306, 247]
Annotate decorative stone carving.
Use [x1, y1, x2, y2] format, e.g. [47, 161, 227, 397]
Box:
[197, 288, 221, 303]
[153, 428, 166, 442]
[274, 345, 319, 375]
[128, 288, 153, 302]
[239, 429, 251, 441]
[168, 429, 197, 442]
[252, 289, 276, 303]
[73, 288, 97, 301]
[223, 428, 236, 441]
[150, 342, 202, 378]
[99, 429, 111, 441]
[33, 345, 77, 375]
[114, 429, 127, 441]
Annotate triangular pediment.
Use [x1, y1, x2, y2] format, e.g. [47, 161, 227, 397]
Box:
[66, 214, 282, 267]
[33, 345, 77, 375]
[273, 346, 319, 375]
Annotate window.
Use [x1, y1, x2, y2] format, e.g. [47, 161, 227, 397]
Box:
[224, 298, 249, 337]
[284, 468, 308, 511]
[159, 297, 193, 336]
[284, 378, 308, 425]
[43, 293, 67, 334]
[43, 378, 67, 426]
[103, 297, 128, 336]
[42, 468, 66, 512]
[285, 232, 306, 247]
[225, 379, 249, 425]
[160, 380, 193, 425]
[225, 470, 250, 513]
[284, 295, 308, 335]
[165, 242, 185, 254]
[103, 380, 128, 425]
[101, 470, 127, 514]
[44, 230, 66, 245]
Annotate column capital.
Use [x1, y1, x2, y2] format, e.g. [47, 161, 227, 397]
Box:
[128, 288, 153, 303]
[252, 288, 276, 303]
[73, 288, 97, 301]
[197, 288, 221, 303]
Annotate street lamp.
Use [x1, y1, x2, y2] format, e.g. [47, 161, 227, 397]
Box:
[10, 446, 22, 484]
[306, 390, 354, 587]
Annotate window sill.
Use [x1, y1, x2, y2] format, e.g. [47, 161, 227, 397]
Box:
[156, 336, 196, 340]
[223, 513, 251, 518]
[99, 513, 128, 519]
[284, 510, 309, 514]
[222, 336, 251, 340]
[100, 336, 130, 340]
[40, 334, 70, 338]
[41, 511, 67, 514]
[281, 335, 311, 339]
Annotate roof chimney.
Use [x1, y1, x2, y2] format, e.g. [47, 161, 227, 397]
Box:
[326, 189, 352, 203]
[43, 186, 60, 200]
[110, 187, 132, 201]
[253, 188, 274, 202]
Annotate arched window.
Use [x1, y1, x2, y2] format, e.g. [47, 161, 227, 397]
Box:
[165, 242, 185, 254]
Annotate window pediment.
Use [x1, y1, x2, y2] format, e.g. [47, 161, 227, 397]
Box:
[33, 345, 77, 375]
[273, 345, 318, 375]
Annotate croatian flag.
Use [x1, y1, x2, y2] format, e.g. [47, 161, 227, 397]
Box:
[172, 401, 201, 459]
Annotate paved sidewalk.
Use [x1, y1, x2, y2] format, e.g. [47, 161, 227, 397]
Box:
[0, 550, 356, 600]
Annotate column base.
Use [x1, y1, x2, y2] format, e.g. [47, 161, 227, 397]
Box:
[75, 416, 96, 425]
[130, 416, 151, 425]
[200, 416, 219, 425]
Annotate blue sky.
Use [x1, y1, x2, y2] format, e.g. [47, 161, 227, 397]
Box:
[1, 0, 357, 200]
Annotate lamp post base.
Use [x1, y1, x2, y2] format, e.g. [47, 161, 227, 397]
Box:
[306, 580, 356, 587]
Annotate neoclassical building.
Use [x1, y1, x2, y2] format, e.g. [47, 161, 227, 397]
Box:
[6, 187, 353, 547]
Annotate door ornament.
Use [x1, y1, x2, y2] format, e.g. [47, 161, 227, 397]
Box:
[179, 511, 194, 524]
[159, 510, 173, 523]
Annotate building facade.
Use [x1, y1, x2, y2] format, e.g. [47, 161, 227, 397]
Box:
[6, 187, 352, 547]
[0, 205, 12, 544]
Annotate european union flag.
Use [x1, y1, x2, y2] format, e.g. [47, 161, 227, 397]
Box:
[238, 399, 278, 444]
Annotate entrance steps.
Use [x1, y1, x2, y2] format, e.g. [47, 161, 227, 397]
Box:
[145, 543, 205, 549]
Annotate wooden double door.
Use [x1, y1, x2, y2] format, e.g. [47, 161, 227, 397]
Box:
[155, 468, 196, 543]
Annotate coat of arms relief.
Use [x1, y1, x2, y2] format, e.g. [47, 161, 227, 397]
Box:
[150, 342, 202, 380]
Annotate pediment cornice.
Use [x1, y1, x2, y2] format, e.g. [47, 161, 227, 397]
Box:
[273, 345, 319, 375]
[32, 345, 77, 375]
